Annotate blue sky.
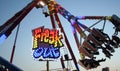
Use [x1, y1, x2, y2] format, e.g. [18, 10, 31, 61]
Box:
[0, 0, 120, 71]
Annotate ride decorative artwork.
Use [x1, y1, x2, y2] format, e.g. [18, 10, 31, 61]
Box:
[32, 26, 64, 60]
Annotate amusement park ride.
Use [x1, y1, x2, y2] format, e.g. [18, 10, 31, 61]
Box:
[0, 0, 120, 71]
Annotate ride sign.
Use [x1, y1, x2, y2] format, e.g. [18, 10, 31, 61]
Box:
[32, 26, 64, 60]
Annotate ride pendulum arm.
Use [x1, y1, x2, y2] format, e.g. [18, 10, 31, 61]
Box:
[55, 13, 80, 71]
[48, 5, 80, 70]
[47, 0, 88, 62]
[0, 0, 43, 44]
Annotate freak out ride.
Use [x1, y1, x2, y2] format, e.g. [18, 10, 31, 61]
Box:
[0, 0, 120, 71]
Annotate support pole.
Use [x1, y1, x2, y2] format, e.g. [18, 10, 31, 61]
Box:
[46, 60, 49, 71]
[10, 24, 20, 63]
[60, 56, 65, 69]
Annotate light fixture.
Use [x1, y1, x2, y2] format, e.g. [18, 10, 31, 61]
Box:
[36, 0, 47, 8]
[39, 1, 46, 6]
